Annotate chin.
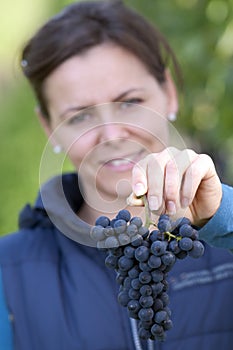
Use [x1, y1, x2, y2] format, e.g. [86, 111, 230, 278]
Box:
[97, 177, 132, 201]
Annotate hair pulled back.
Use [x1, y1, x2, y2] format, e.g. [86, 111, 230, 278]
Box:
[21, 0, 181, 118]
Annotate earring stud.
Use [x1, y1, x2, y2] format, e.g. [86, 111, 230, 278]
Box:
[168, 112, 177, 122]
[53, 145, 62, 154]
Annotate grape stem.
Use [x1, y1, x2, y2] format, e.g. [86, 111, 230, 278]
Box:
[164, 231, 181, 241]
[140, 195, 152, 228]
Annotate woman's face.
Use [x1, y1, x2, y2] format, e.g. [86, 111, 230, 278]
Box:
[41, 43, 178, 202]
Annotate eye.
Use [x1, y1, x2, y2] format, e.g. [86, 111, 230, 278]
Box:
[120, 98, 143, 109]
[67, 111, 93, 124]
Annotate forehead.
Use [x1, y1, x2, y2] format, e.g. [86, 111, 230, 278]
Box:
[44, 43, 155, 107]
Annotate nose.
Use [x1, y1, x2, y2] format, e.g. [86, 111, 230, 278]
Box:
[99, 122, 130, 142]
[96, 104, 130, 142]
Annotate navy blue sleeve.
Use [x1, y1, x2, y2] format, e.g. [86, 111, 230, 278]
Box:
[199, 184, 233, 252]
[0, 268, 14, 350]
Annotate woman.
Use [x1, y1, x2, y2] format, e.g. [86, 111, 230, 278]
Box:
[0, 1, 233, 349]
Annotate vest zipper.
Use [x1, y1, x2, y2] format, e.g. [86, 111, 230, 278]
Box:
[130, 318, 155, 350]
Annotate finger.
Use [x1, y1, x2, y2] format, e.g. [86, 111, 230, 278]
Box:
[146, 153, 165, 212]
[146, 147, 179, 212]
[131, 158, 148, 197]
[164, 149, 197, 214]
[180, 153, 215, 208]
[164, 158, 180, 215]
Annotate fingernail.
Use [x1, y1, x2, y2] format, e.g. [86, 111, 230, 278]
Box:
[149, 196, 159, 211]
[167, 201, 176, 215]
[181, 197, 189, 208]
[134, 183, 145, 197]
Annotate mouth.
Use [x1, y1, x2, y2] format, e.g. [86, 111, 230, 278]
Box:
[101, 150, 145, 172]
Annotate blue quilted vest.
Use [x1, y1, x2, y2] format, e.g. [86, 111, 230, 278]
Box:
[0, 173, 233, 350]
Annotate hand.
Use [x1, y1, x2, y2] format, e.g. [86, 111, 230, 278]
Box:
[127, 147, 222, 226]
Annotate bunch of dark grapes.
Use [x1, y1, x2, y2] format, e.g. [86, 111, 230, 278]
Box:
[90, 210, 204, 342]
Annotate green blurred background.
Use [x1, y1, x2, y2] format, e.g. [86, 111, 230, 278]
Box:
[1, 0, 233, 236]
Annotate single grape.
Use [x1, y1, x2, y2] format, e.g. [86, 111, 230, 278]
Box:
[175, 217, 191, 228]
[126, 224, 138, 237]
[135, 245, 150, 262]
[110, 218, 118, 228]
[162, 279, 169, 292]
[163, 319, 173, 330]
[154, 310, 168, 324]
[140, 284, 152, 297]
[131, 278, 142, 290]
[131, 235, 144, 247]
[130, 216, 143, 228]
[188, 240, 205, 258]
[123, 276, 132, 289]
[115, 273, 125, 285]
[118, 256, 134, 271]
[152, 298, 164, 312]
[148, 255, 161, 269]
[116, 209, 131, 222]
[164, 306, 172, 318]
[139, 295, 154, 308]
[160, 292, 169, 307]
[117, 269, 128, 278]
[90, 225, 105, 241]
[123, 245, 135, 259]
[104, 236, 119, 249]
[117, 291, 130, 307]
[149, 230, 163, 242]
[158, 218, 172, 233]
[151, 241, 168, 256]
[191, 228, 199, 240]
[138, 308, 154, 322]
[138, 226, 149, 238]
[95, 216, 110, 227]
[179, 237, 193, 251]
[151, 323, 164, 336]
[128, 288, 141, 300]
[161, 252, 176, 267]
[168, 239, 181, 254]
[138, 319, 153, 330]
[151, 282, 164, 296]
[179, 223, 193, 238]
[118, 233, 131, 246]
[159, 214, 170, 221]
[103, 226, 115, 237]
[151, 270, 164, 283]
[110, 246, 123, 257]
[139, 262, 152, 272]
[128, 266, 140, 279]
[127, 299, 141, 313]
[105, 254, 119, 269]
[139, 271, 152, 284]
[138, 327, 151, 340]
[114, 219, 127, 234]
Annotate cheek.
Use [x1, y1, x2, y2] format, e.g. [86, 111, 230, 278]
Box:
[134, 117, 169, 150]
[60, 131, 98, 169]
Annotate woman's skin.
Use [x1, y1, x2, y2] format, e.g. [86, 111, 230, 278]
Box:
[37, 43, 222, 227]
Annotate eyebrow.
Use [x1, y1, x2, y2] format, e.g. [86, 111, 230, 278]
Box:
[58, 88, 144, 119]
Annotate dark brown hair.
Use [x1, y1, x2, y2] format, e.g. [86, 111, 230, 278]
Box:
[21, 0, 181, 119]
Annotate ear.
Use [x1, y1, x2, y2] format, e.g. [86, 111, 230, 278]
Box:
[35, 106, 58, 147]
[164, 69, 179, 116]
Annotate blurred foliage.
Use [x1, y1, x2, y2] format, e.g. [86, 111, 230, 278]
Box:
[125, 0, 233, 182]
[0, 0, 233, 235]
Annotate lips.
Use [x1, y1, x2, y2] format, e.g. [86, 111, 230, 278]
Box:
[102, 150, 145, 172]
